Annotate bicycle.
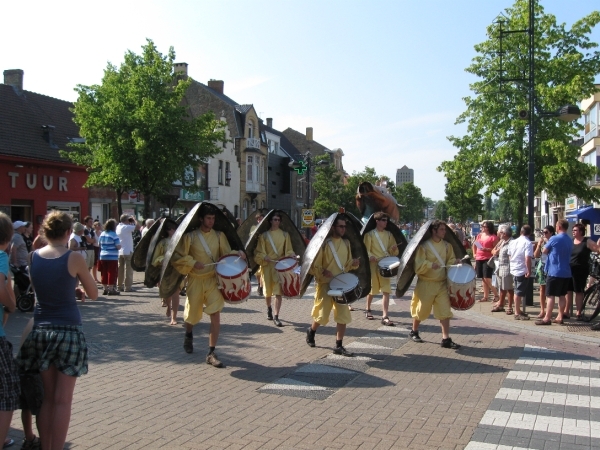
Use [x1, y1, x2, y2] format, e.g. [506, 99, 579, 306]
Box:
[581, 254, 600, 322]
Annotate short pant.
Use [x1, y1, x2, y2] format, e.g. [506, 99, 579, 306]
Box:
[497, 274, 514, 291]
[546, 276, 570, 298]
[0, 338, 20, 411]
[85, 250, 95, 270]
[475, 259, 494, 279]
[17, 325, 88, 377]
[568, 265, 588, 293]
[411, 279, 453, 322]
[369, 262, 391, 295]
[513, 275, 531, 297]
[183, 275, 224, 325]
[311, 283, 352, 326]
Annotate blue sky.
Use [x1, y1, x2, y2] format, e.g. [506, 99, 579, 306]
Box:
[2, 0, 598, 200]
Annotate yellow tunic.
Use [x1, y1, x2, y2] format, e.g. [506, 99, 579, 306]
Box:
[411, 238, 455, 321]
[171, 229, 236, 324]
[152, 237, 169, 267]
[364, 229, 400, 294]
[309, 237, 359, 326]
[254, 229, 295, 297]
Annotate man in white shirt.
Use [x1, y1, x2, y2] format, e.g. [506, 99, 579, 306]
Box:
[506, 225, 534, 320]
[116, 214, 136, 292]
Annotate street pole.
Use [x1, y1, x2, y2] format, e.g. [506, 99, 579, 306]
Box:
[525, 0, 535, 307]
[306, 152, 311, 239]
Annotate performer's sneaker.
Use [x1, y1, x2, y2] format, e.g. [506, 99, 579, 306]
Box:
[273, 317, 283, 327]
[409, 330, 423, 343]
[333, 346, 354, 357]
[306, 328, 315, 347]
[267, 307, 273, 321]
[183, 336, 193, 353]
[206, 352, 224, 368]
[441, 338, 461, 349]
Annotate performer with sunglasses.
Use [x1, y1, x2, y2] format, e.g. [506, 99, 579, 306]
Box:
[363, 212, 399, 325]
[254, 212, 296, 327]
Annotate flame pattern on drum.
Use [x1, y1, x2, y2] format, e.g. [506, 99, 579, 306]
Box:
[219, 275, 251, 304]
[448, 285, 475, 311]
[278, 268, 301, 298]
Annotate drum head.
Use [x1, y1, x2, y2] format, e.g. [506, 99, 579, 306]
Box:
[216, 255, 246, 277]
[447, 264, 476, 284]
[379, 256, 400, 268]
[329, 273, 359, 290]
[275, 257, 297, 271]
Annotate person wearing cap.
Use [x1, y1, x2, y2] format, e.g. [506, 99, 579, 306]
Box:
[10, 221, 28, 271]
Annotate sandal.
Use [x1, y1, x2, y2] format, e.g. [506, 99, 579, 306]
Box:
[491, 306, 505, 313]
[478, 297, 489, 303]
[506, 308, 514, 315]
[552, 318, 564, 325]
[514, 313, 529, 320]
[365, 310, 374, 320]
[381, 316, 395, 326]
[535, 319, 552, 326]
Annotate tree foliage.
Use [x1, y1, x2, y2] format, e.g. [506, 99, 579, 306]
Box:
[65, 39, 226, 217]
[312, 154, 344, 217]
[394, 182, 426, 224]
[438, 0, 600, 227]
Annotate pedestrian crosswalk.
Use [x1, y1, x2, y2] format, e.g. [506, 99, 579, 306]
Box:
[465, 345, 600, 450]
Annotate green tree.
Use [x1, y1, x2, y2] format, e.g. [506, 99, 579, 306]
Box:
[438, 0, 600, 227]
[337, 167, 380, 216]
[312, 154, 344, 217]
[65, 39, 226, 218]
[434, 200, 450, 221]
[394, 182, 426, 224]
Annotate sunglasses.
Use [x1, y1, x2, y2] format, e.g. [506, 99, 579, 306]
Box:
[377, 218, 388, 222]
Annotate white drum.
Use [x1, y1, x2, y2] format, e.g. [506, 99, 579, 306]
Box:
[275, 257, 301, 298]
[378, 256, 401, 278]
[447, 264, 476, 310]
[215, 255, 251, 304]
[327, 273, 362, 304]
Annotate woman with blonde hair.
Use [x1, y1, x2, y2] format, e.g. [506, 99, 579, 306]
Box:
[491, 224, 514, 314]
[16, 210, 98, 450]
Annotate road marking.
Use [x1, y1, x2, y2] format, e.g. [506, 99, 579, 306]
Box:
[495, 388, 600, 408]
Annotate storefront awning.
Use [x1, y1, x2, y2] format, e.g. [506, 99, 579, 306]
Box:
[566, 206, 600, 223]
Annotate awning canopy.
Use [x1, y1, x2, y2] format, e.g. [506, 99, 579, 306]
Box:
[566, 206, 600, 222]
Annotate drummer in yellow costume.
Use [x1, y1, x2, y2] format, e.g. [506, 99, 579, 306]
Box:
[171, 206, 246, 367]
[250, 212, 264, 296]
[254, 212, 296, 327]
[152, 224, 179, 325]
[364, 212, 399, 325]
[409, 220, 461, 349]
[306, 216, 359, 357]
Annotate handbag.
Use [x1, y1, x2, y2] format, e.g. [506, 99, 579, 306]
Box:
[487, 258, 496, 269]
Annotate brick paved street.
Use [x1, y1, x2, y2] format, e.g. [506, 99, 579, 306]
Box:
[4, 273, 600, 449]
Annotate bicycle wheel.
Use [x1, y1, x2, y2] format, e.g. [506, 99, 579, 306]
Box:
[582, 283, 600, 322]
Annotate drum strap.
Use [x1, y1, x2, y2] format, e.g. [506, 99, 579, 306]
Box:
[196, 231, 217, 264]
[266, 231, 284, 259]
[426, 240, 446, 269]
[373, 230, 390, 257]
[326, 239, 346, 273]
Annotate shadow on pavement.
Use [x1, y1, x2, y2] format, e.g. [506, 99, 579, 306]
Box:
[373, 352, 512, 374]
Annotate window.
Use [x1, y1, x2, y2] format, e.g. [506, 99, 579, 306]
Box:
[268, 139, 279, 154]
[247, 120, 254, 139]
[218, 160, 224, 185]
[584, 150, 598, 184]
[259, 157, 265, 184]
[251, 200, 257, 212]
[243, 200, 248, 219]
[247, 156, 254, 181]
[225, 162, 231, 186]
[585, 104, 598, 143]
[296, 179, 303, 199]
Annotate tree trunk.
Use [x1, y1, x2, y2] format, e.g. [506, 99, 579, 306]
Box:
[116, 188, 125, 218]
[143, 193, 151, 220]
[516, 192, 526, 230]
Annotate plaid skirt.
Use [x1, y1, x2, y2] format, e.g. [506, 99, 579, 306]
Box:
[0, 338, 20, 411]
[17, 325, 88, 377]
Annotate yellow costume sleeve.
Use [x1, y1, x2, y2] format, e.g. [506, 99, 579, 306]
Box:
[444, 241, 456, 266]
[218, 231, 236, 257]
[152, 238, 168, 267]
[310, 246, 327, 284]
[364, 232, 376, 260]
[387, 231, 400, 256]
[284, 232, 295, 257]
[171, 232, 196, 276]
[254, 234, 268, 267]
[414, 244, 434, 275]
[343, 240, 359, 272]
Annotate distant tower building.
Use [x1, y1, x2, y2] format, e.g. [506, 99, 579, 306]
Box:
[396, 165, 414, 186]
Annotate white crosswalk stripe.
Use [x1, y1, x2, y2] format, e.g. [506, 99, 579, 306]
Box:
[496, 388, 600, 408]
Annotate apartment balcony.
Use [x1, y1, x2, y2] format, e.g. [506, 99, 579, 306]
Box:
[246, 181, 260, 193]
[246, 137, 260, 149]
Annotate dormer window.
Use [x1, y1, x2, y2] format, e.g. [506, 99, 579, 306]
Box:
[247, 120, 254, 139]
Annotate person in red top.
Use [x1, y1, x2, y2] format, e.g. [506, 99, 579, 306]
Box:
[472, 221, 499, 302]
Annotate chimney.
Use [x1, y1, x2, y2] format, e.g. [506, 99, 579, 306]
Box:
[266, 118, 273, 128]
[208, 79, 224, 95]
[306, 127, 313, 141]
[173, 62, 188, 77]
[4, 69, 24, 93]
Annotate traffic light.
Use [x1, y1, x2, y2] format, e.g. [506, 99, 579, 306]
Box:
[294, 160, 308, 175]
